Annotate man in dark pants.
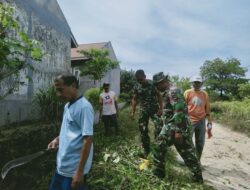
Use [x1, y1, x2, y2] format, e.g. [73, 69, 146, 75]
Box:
[152, 72, 203, 183]
[99, 82, 119, 136]
[131, 69, 163, 156]
[48, 74, 94, 190]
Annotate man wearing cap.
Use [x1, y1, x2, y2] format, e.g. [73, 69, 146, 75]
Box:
[184, 76, 212, 161]
[99, 82, 119, 136]
[152, 72, 203, 183]
[131, 69, 163, 156]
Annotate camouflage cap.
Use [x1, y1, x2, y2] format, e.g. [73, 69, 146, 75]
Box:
[153, 72, 169, 84]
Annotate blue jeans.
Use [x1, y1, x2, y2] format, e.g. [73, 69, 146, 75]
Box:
[49, 171, 88, 190]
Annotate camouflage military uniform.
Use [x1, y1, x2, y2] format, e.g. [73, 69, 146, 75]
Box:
[133, 80, 162, 155]
[153, 88, 203, 182]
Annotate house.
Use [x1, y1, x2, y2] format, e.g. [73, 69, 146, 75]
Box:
[0, 0, 77, 126]
[71, 42, 120, 95]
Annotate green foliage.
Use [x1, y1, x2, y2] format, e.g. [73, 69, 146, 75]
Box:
[0, 3, 43, 100]
[78, 48, 119, 85]
[88, 107, 212, 190]
[120, 69, 136, 97]
[119, 92, 131, 103]
[0, 108, 213, 190]
[170, 75, 191, 92]
[84, 87, 101, 110]
[211, 99, 250, 136]
[200, 58, 248, 99]
[33, 86, 64, 123]
[238, 83, 250, 98]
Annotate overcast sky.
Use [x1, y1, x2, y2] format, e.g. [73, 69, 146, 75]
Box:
[57, 0, 250, 79]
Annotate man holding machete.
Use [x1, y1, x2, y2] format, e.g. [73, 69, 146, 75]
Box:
[48, 74, 94, 190]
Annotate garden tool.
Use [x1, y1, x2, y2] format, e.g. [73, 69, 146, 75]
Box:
[1, 148, 51, 180]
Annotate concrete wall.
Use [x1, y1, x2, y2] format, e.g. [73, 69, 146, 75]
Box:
[0, 0, 72, 126]
[0, 100, 35, 126]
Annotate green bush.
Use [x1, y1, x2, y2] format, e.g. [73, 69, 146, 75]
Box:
[119, 92, 131, 103]
[0, 108, 213, 190]
[33, 86, 64, 123]
[84, 87, 101, 110]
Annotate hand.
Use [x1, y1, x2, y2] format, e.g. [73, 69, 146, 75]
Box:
[207, 123, 213, 139]
[157, 109, 163, 116]
[207, 128, 213, 139]
[71, 171, 84, 189]
[47, 138, 59, 150]
[175, 132, 183, 143]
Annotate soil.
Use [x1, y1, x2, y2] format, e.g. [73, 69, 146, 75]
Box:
[201, 123, 250, 190]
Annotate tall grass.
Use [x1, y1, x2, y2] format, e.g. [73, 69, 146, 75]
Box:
[0, 107, 213, 190]
[33, 86, 64, 123]
[88, 107, 213, 190]
[211, 98, 250, 136]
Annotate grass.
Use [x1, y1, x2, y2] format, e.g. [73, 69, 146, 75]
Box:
[88, 107, 214, 190]
[0, 106, 214, 190]
[211, 99, 250, 137]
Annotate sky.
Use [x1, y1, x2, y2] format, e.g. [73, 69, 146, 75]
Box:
[57, 0, 250, 79]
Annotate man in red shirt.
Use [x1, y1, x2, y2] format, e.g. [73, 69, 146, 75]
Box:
[184, 76, 212, 161]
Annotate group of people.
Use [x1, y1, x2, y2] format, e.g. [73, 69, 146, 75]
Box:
[46, 69, 212, 189]
[131, 69, 213, 183]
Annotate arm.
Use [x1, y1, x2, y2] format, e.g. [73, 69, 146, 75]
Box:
[130, 94, 137, 118]
[113, 92, 119, 116]
[204, 92, 212, 124]
[204, 92, 213, 138]
[47, 136, 59, 149]
[99, 96, 103, 121]
[71, 136, 93, 188]
[156, 89, 163, 116]
[115, 99, 119, 116]
[72, 106, 94, 188]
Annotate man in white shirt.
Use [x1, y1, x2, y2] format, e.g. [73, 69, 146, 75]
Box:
[99, 82, 119, 136]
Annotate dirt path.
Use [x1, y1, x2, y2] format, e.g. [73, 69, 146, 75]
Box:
[201, 123, 250, 190]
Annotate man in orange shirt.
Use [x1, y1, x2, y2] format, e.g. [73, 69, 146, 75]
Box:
[184, 76, 212, 161]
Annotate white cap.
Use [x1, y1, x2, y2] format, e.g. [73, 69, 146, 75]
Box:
[191, 76, 202, 82]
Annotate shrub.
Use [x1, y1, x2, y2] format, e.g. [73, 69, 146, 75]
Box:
[84, 87, 101, 110]
[33, 86, 64, 123]
[119, 92, 131, 103]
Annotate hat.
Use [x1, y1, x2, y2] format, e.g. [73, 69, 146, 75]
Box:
[191, 76, 202, 83]
[153, 72, 169, 84]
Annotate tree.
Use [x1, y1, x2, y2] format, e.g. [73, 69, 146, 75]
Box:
[200, 58, 248, 99]
[0, 3, 42, 100]
[170, 75, 191, 93]
[120, 69, 136, 95]
[78, 48, 119, 86]
[238, 83, 250, 98]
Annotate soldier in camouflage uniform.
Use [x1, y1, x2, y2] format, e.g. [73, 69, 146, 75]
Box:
[152, 72, 203, 183]
[131, 70, 163, 156]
